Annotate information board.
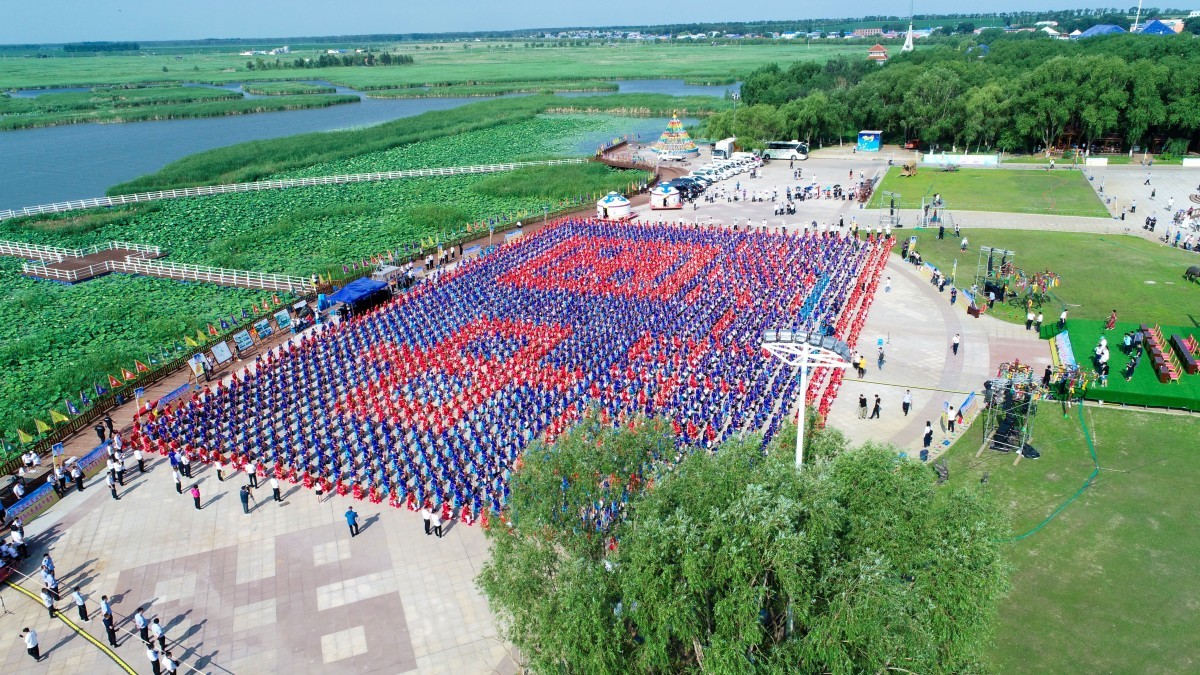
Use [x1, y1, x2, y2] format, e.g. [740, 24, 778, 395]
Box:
[274, 310, 292, 331]
[232, 330, 254, 352]
[254, 318, 273, 339]
[211, 341, 233, 364]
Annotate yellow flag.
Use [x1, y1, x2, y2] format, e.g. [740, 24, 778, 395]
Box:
[35, 419, 51, 433]
[196, 329, 208, 344]
[184, 335, 198, 347]
[17, 428, 33, 444]
[50, 409, 70, 424]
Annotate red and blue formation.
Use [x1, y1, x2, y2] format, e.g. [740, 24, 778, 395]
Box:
[134, 220, 891, 523]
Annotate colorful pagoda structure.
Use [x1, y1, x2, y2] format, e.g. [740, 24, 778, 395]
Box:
[650, 115, 699, 156]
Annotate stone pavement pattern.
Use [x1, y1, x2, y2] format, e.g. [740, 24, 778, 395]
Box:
[1, 444, 513, 675]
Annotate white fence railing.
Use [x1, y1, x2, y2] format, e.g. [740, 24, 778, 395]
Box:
[0, 240, 76, 262]
[0, 158, 589, 221]
[110, 257, 312, 293]
[0, 239, 162, 261]
[20, 255, 310, 293]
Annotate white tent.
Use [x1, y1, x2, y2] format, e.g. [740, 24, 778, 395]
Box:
[649, 184, 682, 210]
[596, 192, 632, 220]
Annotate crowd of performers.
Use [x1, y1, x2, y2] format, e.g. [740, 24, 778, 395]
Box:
[129, 220, 892, 526]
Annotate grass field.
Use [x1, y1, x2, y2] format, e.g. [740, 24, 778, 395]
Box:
[241, 81, 336, 95]
[870, 167, 1109, 218]
[905, 229, 1199, 327]
[941, 406, 1200, 673]
[0, 91, 358, 129]
[0, 43, 858, 91]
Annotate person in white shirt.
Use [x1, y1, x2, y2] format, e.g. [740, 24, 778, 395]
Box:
[271, 477, 281, 503]
[135, 449, 145, 473]
[420, 506, 432, 536]
[22, 627, 40, 662]
[431, 510, 443, 539]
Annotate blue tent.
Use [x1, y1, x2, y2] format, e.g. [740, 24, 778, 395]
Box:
[327, 277, 388, 305]
[1076, 24, 1126, 39]
[1139, 20, 1176, 35]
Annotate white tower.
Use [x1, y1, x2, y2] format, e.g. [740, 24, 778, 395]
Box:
[902, 0, 915, 52]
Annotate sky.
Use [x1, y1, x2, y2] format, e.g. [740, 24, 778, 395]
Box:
[6, 1, 1109, 44]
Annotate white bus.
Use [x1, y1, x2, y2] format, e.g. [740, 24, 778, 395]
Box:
[761, 140, 809, 161]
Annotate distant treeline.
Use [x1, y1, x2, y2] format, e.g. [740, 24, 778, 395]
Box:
[63, 41, 140, 52]
[245, 51, 412, 71]
[706, 32, 1200, 155]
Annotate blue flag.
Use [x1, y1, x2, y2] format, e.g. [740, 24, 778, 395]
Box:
[66, 399, 80, 415]
[80, 390, 91, 407]
[242, 308, 250, 319]
[220, 318, 230, 330]
[95, 382, 108, 396]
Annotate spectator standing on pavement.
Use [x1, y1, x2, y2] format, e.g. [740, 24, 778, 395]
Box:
[902, 390, 913, 416]
[94, 423, 106, 444]
[102, 612, 119, 648]
[858, 394, 868, 420]
[72, 587, 89, 622]
[107, 472, 120, 501]
[345, 507, 360, 537]
[71, 463, 84, 492]
[41, 587, 55, 618]
[103, 414, 115, 437]
[190, 485, 201, 510]
[215, 455, 224, 482]
[134, 608, 149, 643]
[147, 645, 162, 675]
[271, 476, 282, 503]
[172, 468, 182, 495]
[870, 395, 882, 420]
[923, 422, 934, 450]
[22, 628, 41, 662]
[162, 651, 178, 674]
[239, 486, 251, 514]
[135, 448, 145, 474]
[421, 505, 432, 535]
[952, 334, 961, 355]
[151, 617, 166, 650]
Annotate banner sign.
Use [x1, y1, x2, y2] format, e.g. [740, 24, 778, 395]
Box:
[274, 310, 292, 331]
[1053, 331, 1077, 368]
[922, 153, 999, 167]
[157, 383, 192, 410]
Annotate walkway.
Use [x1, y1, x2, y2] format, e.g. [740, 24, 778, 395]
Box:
[2, 239, 313, 293]
[824, 256, 1051, 457]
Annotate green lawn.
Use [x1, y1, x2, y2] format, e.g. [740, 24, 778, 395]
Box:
[870, 167, 1109, 218]
[907, 229, 1200, 327]
[0, 43, 858, 90]
[941, 406, 1200, 674]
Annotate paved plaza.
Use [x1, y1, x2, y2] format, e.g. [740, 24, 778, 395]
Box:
[3, 151, 1196, 674]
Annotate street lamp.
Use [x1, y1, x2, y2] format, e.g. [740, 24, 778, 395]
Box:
[761, 329, 852, 469]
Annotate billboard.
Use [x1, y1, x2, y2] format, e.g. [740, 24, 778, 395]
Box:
[857, 130, 882, 152]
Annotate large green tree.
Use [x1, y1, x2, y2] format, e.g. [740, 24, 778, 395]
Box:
[478, 418, 1010, 674]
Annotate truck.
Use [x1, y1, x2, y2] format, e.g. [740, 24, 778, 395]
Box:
[713, 137, 736, 159]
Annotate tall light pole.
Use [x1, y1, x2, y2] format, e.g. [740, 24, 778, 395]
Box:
[762, 329, 852, 469]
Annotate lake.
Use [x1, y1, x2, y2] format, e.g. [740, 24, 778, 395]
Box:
[0, 79, 736, 209]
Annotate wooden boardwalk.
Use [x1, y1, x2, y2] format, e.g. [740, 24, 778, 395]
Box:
[3, 239, 313, 293]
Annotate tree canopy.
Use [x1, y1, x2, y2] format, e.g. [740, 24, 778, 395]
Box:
[477, 417, 1010, 673]
[714, 32, 1200, 154]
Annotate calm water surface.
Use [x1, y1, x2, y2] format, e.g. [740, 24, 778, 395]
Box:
[0, 79, 736, 209]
